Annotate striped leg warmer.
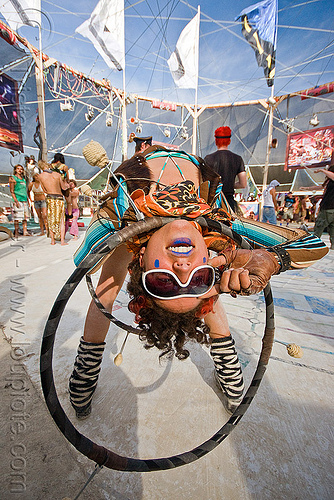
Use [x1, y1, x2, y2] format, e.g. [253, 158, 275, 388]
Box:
[210, 336, 244, 401]
[69, 337, 106, 418]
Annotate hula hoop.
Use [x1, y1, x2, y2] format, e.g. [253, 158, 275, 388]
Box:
[40, 216, 275, 472]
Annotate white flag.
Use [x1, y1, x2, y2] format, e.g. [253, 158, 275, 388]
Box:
[168, 12, 199, 89]
[76, 0, 124, 71]
[0, 0, 41, 30]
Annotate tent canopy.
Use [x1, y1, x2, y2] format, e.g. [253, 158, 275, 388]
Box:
[0, 27, 333, 192]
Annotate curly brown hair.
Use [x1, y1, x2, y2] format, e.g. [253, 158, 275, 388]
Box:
[127, 256, 212, 360]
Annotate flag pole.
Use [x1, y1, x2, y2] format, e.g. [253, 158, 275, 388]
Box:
[191, 5, 200, 155]
[259, 85, 275, 220]
[260, 1, 278, 220]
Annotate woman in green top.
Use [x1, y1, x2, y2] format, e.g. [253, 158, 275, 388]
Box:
[9, 164, 30, 237]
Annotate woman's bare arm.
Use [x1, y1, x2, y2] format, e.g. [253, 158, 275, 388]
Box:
[83, 244, 132, 343]
[314, 168, 334, 180]
[9, 177, 19, 207]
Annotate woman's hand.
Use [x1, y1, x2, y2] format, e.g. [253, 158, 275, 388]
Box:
[209, 248, 280, 296]
[218, 267, 251, 296]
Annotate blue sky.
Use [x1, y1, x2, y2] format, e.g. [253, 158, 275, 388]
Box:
[3, 0, 334, 105]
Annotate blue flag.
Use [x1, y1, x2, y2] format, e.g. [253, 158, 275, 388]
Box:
[236, 0, 277, 86]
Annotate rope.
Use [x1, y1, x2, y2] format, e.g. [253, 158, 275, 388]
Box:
[40, 216, 275, 472]
[63, 463, 105, 500]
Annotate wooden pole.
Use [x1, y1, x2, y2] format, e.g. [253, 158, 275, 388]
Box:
[259, 86, 275, 220]
[35, 25, 47, 161]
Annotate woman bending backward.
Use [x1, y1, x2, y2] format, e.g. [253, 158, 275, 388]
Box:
[69, 145, 328, 419]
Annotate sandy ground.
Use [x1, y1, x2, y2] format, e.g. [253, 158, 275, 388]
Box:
[0, 228, 333, 500]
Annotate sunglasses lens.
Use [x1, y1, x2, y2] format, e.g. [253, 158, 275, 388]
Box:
[144, 267, 214, 298]
[144, 272, 179, 297]
[188, 267, 213, 294]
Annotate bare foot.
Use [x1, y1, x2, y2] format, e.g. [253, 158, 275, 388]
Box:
[51, 241, 56, 245]
[73, 236, 78, 240]
[61, 242, 68, 246]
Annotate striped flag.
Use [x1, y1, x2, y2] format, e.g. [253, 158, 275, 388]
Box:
[168, 12, 200, 89]
[0, 0, 41, 30]
[236, 0, 277, 87]
[76, 0, 124, 71]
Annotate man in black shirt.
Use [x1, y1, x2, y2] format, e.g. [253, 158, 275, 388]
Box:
[204, 126, 246, 211]
[314, 165, 334, 250]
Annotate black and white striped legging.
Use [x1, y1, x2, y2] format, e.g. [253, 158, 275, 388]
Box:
[69, 337, 106, 412]
[210, 335, 244, 400]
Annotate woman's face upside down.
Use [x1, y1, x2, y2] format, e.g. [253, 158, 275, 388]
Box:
[139, 220, 218, 313]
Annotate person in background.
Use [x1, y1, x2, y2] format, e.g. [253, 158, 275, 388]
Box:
[25, 155, 39, 182]
[261, 180, 280, 225]
[28, 174, 48, 236]
[9, 164, 31, 237]
[50, 153, 69, 179]
[276, 191, 285, 224]
[0, 207, 9, 223]
[51, 153, 71, 213]
[304, 195, 313, 223]
[293, 196, 300, 222]
[283, 191, 295, 226]
[38, 160, 70, 245]
[65, 180, 80, 240]
[313, 166, 334, 250]
[300, 195, 307, 223]
[204, 126, 247, 211]
[128, 135, 153, 154]
[314, 196, 322, 219]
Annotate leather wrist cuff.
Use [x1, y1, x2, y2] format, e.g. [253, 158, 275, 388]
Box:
[266, 246, 291, 273]
[214, 266, 223, 284]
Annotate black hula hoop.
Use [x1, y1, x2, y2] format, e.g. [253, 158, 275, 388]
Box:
[40, 216, 275, 472]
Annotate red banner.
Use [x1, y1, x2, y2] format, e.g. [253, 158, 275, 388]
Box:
[285, 125, 334, 170]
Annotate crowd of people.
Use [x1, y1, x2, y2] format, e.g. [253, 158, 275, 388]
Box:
[276, 192, 321, 226]
[6, 153, 80, 244]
